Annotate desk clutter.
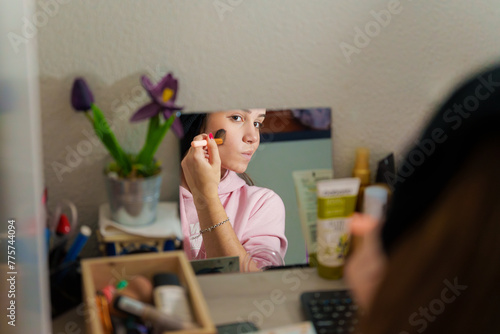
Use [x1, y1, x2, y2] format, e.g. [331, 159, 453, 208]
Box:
[46, 197, 184, 319]
[81, 251, 216, 334]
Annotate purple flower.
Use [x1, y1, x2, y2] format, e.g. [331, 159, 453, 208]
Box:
[71, 78, 94, 111]
[130, 73, 184, 138]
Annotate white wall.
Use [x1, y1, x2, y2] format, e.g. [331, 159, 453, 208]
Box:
[34, 0, 500, 257]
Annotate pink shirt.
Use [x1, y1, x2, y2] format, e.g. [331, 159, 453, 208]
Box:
[179, 170, 288, 262]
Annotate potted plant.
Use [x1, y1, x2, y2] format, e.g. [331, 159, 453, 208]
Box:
[70, 73, 184, 226]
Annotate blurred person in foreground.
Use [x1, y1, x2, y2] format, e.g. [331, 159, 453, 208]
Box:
[346, 64, 500, 334]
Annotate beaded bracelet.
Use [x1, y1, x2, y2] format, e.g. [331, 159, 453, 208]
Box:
[191, 217, 230, 239]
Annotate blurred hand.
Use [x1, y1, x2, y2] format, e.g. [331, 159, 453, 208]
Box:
[181, 133, 221, 204]
[345, 213, 387, 312]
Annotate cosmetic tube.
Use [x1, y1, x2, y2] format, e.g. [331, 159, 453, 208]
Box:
[352, 148, 371, 212]
[292, 169, 333, 266]
[316, 178, 360, 279]
[114, 295, 195, 331]
[363, 185, 389, 222]
[153, 273, 194, 324]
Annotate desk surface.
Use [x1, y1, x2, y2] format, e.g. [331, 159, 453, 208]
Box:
[197, 267, 347, 329]
[53, 267, 347, 333]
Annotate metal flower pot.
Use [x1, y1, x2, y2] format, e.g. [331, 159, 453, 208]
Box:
[104, 172, 162, 226]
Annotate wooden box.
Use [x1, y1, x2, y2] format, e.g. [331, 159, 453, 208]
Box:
[81, 251, 216, 334]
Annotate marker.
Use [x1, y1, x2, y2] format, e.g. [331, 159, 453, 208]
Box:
[114, 295, 196, 331]
[191, 138, 223, 147]
[56, 214, 71, 236]
[62, 225, 91, 264]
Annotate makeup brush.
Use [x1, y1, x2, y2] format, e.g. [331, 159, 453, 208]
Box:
[191, 129, 226, 147]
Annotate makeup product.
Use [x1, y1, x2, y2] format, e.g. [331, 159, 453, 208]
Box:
[214, 128, 226, 140]
[114, 276, 154, 305]
[101, 275, 154, 317]
[292, 169, 334, 266]
[153, 272, 194, 324]
[191, 129, 226, 147]
[363, 185, 389, 222]
[62, 225, 91, 264]
[352, 147, 371, 212]
[316, 178, 360, 280]
[114, 295, 194, 331]
[191, 138, 223, 147]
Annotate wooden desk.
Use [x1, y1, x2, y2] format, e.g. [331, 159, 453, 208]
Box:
[52, 267, 347, 333]
[197, 267, 347, 329]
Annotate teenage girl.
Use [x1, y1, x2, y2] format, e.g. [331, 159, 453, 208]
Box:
[179, 109, 288, 270]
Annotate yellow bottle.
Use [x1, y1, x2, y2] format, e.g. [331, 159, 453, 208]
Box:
[352, 148, 371, 212]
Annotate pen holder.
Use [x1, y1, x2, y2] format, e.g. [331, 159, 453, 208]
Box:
[50, 259, 82, 318]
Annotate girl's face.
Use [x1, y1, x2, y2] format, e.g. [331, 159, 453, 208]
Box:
[204, 109, 266, 174]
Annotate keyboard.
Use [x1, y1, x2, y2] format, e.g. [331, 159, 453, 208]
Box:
[300, 290, 359, 334]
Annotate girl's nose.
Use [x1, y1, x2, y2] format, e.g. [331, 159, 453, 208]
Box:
[243, 122, 259, 144]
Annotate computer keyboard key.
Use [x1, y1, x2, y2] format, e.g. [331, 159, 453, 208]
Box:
[301, 290, 359, 334]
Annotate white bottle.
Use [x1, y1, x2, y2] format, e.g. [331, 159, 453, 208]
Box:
[153, 272, 194, 324]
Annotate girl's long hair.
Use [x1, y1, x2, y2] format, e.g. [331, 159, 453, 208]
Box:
[359, 135, 500, 333]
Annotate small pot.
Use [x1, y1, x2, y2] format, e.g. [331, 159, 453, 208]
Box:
[104, 171, 162, 226]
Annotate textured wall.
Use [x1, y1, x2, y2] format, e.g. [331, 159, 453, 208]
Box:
[37, 0, 500, 257]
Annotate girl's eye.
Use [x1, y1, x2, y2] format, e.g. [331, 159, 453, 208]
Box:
[254, 122, 264, 129]
[230, 115, 243, 122]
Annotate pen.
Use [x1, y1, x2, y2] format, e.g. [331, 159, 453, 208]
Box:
[49, 214, 72, 268]
[62, 225, 91, 264]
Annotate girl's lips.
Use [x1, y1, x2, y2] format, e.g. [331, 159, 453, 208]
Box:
[241, 152, 253, 161]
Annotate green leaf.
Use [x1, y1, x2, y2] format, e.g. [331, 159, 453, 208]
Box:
[91, 104, 132, 175]
[135, 112, 176, 167]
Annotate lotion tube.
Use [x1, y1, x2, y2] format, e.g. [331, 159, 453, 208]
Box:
[292, 169, 333, 265]
[316, 178, 360, 279]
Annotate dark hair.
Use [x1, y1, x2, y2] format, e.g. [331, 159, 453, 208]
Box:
[359, 135, 500, 333]
[178, 112, 254, 186]
[179, 113, 207, 160]
[360, 64, 500, 333]
[381, 64, 500, 254]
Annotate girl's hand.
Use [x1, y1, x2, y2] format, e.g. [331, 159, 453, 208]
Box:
[344, 213, 387, 312]
[181, 133, 221, 204]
